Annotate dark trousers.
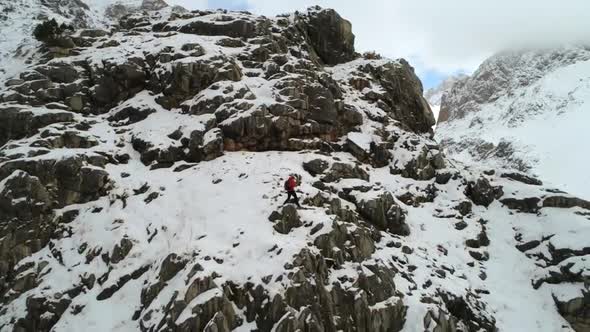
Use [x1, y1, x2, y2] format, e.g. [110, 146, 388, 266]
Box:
[283, 190, 301, 207]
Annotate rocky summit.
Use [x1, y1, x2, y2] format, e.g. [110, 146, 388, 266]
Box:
[0, 2, 589, 332]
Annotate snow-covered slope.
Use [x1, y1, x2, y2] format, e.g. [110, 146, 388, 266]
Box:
[436, 46, 590, 200]
[0, 0, 158, 84]
[0, 5, 589, 332]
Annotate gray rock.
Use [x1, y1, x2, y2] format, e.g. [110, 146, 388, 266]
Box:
[465, 177, 503, 207]
[300, 7, 356, 65]
[269, 205, 302, 234]
[321, 162, 369, 183]
[302, 159, 329, 176]
[356, 191, 410, 235]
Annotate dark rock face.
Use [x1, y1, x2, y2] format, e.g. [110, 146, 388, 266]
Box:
[500, 197, 540, 213]
[303, 158, 330, 177]
[321, 162, 369, 183]
[300, 7, 356, 65]
[154, 56, 242, 109]
[91, 60, 148, 112]
[500, 172, 542, 186]
[269, 205, 302, 234]
[554, 292, 590, 332]
[0, 155, 110, 207]
[360, 60, 435, 133]
[356, 192, 409, 235]
[465, 177, 503, 207]
[542, 196, 590, 210]
[0, 106, 74, 146]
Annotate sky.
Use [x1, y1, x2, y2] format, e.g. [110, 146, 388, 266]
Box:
[167, 0, 590, 89]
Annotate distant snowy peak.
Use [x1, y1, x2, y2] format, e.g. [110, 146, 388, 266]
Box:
[438, 45, 590, 123]
[424, 73, 468, 107]
[436, 45, 590, 199]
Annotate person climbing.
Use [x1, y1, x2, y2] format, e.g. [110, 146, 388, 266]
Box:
[283, 175, 301, 208]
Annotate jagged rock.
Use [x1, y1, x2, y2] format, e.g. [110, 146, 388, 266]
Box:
[0, 155, 110, 207]
[554, 292, 590, 332]
[108, 105, 156, 126]
[465, 227, 490, 248]
[321, 162, 369, 183]
[141, 0, 168, 11]
[435, 171, 453, 184]
[91, 60, 148, 112]
[355, 192, 409, 235]
[314, 221, 377, 266]
[465, 177, 503, 207]
[302, 159, 329, 176]
[13, 296, 72, 332]
[155, 16, 259, 39]
[359, 60, 435, 133]
[188, 128, 224, 162]
[543, 196, 590, 210]
[454, 201, 473, 216]
[0, 106, 74, 147]
[269, 205, 302, 234]
[216, 38, 246, 48]
[500, 197, 540, 213]
[391, 145, 444, 181]
[36, 63, 79, 84]
[110, 238, 133, 264]
[141, 254, 189, 309]
[501, 172, 543, 185]
[369, 141, 392, 167]
[299, 6, 356, 66]
[154, 57, 242, 109]
[516, 240, 541, 252]
[131, 135, 184, 166]
[0, 170, 51, 222]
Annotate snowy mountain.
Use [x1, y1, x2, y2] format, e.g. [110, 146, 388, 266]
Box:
[0, 3, 589, 332]
[435, 46, 590, 200]
[424, 74, 468, 109]
[424, 74, 468, 127]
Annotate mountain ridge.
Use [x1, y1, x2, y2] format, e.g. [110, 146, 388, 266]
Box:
[0, 3, 589, 332]
[435, 45, 590, 200]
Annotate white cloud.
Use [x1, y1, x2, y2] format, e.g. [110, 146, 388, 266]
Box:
[169, 0, 590, 76]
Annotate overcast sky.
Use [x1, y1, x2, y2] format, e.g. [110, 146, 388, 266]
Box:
[167, 0, 590, 89]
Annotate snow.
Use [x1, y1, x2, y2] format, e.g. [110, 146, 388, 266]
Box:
[437, 48, 590, 200]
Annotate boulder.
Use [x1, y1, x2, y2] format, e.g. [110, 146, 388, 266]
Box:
[302, 159, 329, 177]
[464, 177, 503, 207]
[269, 205, 302, 234]
[356, 192, 409, 235]
[500, 197, 541, 213]
[321, 162, 369, 183]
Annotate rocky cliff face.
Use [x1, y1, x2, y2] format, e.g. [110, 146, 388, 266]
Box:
[435, 46, 590, 199]
[0, 3, 589, 332]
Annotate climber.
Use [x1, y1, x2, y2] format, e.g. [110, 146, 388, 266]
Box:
[283, 175, 302, 208]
